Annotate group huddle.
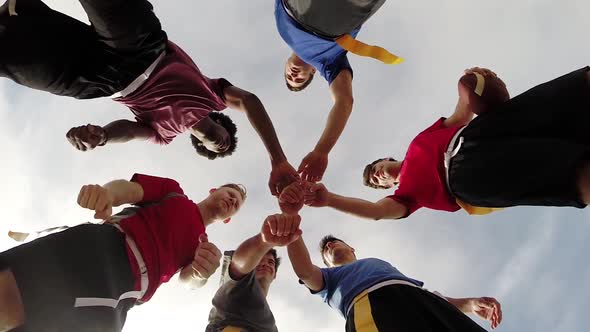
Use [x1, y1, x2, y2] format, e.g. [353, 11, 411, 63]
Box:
[1, 0, 589, 331]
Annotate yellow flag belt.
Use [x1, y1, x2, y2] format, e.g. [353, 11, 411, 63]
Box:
[335, 34, 403, 65]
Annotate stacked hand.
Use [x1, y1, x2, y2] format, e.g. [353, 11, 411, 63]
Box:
[303, 183, 329, 207]
[190, 234, 222, 280]
[261, 214, 302, 246]
[468, 297, 502, 329]
[269, 160, 300, 196]
[77, 184, 114, 220]
[278, 181, 305, 215]
[298, 150, 328, 182]
[67, 124, 107, 151]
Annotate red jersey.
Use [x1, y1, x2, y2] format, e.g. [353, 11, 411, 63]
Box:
[388, 118, 463, 217]
[120, 174, 205, 302]
[115, 41, 232, 145]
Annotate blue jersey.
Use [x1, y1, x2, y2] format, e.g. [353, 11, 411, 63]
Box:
[274, 0, 358, 84]
[313, 258, 423, 318]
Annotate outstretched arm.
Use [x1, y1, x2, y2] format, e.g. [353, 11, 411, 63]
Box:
[224, 86, 299, 195]
[445, 296, 503, 329]
[66, 120, 156, 151]
[298, 71, 354, 182]
[230, 214, 302, 279]
[304, 183, 407, 220]
[287, 237, 324, 292]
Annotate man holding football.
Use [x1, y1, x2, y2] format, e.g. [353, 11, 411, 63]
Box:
[302, 66, 590, 219]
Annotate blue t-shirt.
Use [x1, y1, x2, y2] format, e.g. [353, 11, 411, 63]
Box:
[312, 258, 423, 318]
[274, 0, 358, 84]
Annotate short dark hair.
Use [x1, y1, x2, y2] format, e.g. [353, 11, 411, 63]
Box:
[319, 235, 348, 266]
[267, 248, 281, 273]
[219, 184, 247, 201]
[362, 157, 397, 189]
[190, 112, 237, 160]
[285, 72, 314, 92]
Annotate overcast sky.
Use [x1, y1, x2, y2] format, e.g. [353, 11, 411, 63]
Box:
[1, 0, 589, 331]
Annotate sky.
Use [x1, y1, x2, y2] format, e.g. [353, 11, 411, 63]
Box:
[1, 0, 589, 331]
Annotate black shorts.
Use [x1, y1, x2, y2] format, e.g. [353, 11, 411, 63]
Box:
[449, 66, 590, 208]
[1, 224, 136, 332]
[284, 0, 386, 38]
[345, 285, 487, 332]
[0, 0, 167, 98]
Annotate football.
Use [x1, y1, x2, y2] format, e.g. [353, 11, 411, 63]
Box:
[459, 72, 510, 114]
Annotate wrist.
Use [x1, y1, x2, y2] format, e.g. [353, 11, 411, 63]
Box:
[325, 192, 336, 206]
[256, 232, 275, 249]
[98, 128, 108, 146]
[313, 146, 330, 155]
[270, 154, 287, 166]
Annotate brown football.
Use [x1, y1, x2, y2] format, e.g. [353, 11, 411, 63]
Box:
[459, 72, 510, 114]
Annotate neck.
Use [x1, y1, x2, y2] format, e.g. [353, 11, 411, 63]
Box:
[197, 200, 218, 227]
[389, 161, 403, 182]
[258, 279, 271, 298]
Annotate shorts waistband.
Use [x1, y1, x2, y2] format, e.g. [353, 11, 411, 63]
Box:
[444, 126, 467, 194]
[110, 51, 166, 99]
[346, 279, 421, 316]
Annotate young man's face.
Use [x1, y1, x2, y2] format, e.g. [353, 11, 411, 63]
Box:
[368, 159, 398, 189]
[254, 253, 277, 283]
[322, 240, 356, 267]
[208, 187, 244, 220]
[285, 53, 315, 89]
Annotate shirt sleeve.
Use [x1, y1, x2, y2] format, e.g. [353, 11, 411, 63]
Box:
[130, 173, 185, 204]
[299, 268, 331, 301]
[386, 193, 421, 218]
[324, 53, 353, 85]
[207, 78, 234, 104]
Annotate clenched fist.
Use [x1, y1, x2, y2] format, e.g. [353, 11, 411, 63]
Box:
[66, 124, 107, 151]
[261, 214, 302, 246]
[77, 184, 114, 220]
[190, 234, 222, 280]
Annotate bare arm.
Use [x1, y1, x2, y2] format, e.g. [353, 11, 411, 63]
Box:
[224, 86, 299, 195]
[298, 71, 354, 182]
[178, 266, 208, 289]
[77, 179, 144, 220]
[304, 183, 407, 220]
[224, 86, 288, 165]
[316, 70, 354, 155]
[287, 237, 324, 292]
[103, 119, 156, 144]
[229, 233, 273, 280]
[327, 194, 407, 220]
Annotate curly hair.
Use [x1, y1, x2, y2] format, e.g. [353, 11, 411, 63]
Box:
[190, 112, 238, 160]
[362, 157, 398, 189]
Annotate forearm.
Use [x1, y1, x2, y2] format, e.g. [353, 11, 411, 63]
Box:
[178, 266, 208, 289]
[445, 297, 474, 314]
[287, 237, 316, 280]
[313, 101, 353, 154]
[103, 180, 144, 207]
[230, 233, 273, 278]
[243, 95, 288, 165]
[326, 192, 386, 220]
[287, 237, 324, 291]
[103, 120, 155, 144]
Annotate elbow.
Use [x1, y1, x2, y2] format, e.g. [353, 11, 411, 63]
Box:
[340, 95, 354, 111]
[294, 269, 314, 282]
[241, 92, 261, 108]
